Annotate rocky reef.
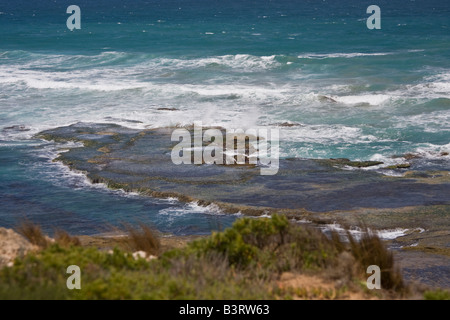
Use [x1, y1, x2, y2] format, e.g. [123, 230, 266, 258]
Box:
[34, 122, 450, 287]
[37, 122, 449, 215]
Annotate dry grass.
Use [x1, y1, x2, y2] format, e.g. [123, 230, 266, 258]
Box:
[16, 220, 49, 248]
[122, 223, 161, 256]
[347, 230, 405, 292]
[318, 229, 406, 296]
[54, 229, 81, 247]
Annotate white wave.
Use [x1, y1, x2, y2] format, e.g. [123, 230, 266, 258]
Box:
[350, 144, 450, 176]
[0, 141, 44, 148]
[392, 111, 450, 132]
[0, 50, 130, 69]
[0, 65, 286, 95]
[425, 72, 450, 85]
[1, 51, 281, 72]
[298, 52, 392, 59]
[281, 124, 378, 144]
[403, 242, 419, 248]
[321, 223, 364, 238]
[377, 228, 409, 240]
[332, 94, 392, 106]
[158, 197, 180, 204]
[22, 78, 142, 91]
[414, 143, 450, 159]
[1, 50, 448, 165]
[26, 143, 104, 190]
[24, 142, 165, 202]
[361, 154, 408, 175]
[151, 54, 280, 71]
[401, 71, 450, 99]
[158, 201, 239, 217]
[320, 223, 412, 241]
[292, 218, 312, 224]
[406, 83, 450, 99]
[26, 142, 138, 198]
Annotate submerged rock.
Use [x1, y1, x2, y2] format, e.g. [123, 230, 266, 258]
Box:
[2, 125, 30, 132]
[271, 122, 304, 127]
[318, 95, 337, 103]
[157, 107, 179, 111]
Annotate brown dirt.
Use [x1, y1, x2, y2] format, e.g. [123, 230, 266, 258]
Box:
[277, 272, 378, 300]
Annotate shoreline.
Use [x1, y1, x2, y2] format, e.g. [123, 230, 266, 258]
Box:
[29, 122, 450, 288]
[35, 122, 449, 243]
[75, 229, 449, 290]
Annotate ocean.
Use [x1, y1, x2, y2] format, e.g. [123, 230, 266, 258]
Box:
[0, 0, 449, 235]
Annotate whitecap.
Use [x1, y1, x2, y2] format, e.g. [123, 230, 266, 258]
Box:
[376, 228, 409, 240]
[298, 52, 392, 59]
[158, 201, 241, 217]
[320, 223, 411, 241]
[332, 94, 392, 106]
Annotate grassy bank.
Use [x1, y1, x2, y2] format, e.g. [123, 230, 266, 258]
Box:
[0, 215, 447, 300]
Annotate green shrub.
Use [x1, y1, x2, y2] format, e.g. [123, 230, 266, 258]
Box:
[0, 243, 272, 300]
[424, 289, 450, 300]
[186, 215, 338, 272]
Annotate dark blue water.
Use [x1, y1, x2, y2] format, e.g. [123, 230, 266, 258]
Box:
[0, 0, 449, 234]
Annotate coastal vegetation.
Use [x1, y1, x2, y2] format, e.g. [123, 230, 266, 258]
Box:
[0, 215, 447, 300]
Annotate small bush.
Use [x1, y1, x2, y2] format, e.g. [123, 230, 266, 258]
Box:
[187, 215, 338, 272]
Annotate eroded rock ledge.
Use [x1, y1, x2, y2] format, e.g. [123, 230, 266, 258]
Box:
[36, 122, 450, 217]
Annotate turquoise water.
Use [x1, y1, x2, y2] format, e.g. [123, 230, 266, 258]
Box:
[0, 0, 449, 234]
